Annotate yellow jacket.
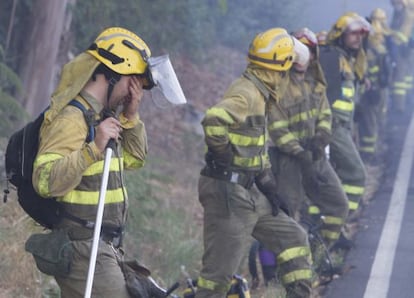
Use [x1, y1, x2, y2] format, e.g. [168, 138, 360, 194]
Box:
[202, 64, 289, 172]
[33, 92, 147, 228]
[267, 70, 332, 155]
[391, 4, 414, 44]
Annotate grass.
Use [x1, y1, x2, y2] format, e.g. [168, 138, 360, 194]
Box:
[0, 157, 204, 297]
[0, 190, 56, 298]
[122, 149, 204, 291]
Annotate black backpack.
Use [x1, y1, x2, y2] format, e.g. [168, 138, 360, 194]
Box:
[4, 99, 95, 229]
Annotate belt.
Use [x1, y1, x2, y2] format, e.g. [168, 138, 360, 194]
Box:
[68, 225, 124, 248]
[201, 166, 256, 190]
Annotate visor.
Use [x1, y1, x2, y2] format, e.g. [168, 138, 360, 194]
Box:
[292, 37, 310, 67]
[346, 17, 371, 34]
[294, 28, 318, 48]
[148, 55, 187, 105]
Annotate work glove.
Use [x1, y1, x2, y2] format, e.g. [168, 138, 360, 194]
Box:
[309, 131, 330, 161]
[255, 168, 290, 216]
[205, 144, 233, 170]
[295, 150, 322, 193]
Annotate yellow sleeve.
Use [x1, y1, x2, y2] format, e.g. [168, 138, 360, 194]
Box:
[33, 107, 101, 197]
[120, 113, 148, 169]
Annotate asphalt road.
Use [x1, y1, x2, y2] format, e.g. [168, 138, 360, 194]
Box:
[324, 108, 414, 298]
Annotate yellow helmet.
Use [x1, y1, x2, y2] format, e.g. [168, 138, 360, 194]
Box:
[292, 37, 310, 68]
[371, 8, 387, 21]
[87, 27, 151, 75]
[328, 12, 371, 41]
[370, 8, 391, 36]
[316, 30, 328, 45]
[247, 28, 295, 71]
[293, 28, 318, 48]
[293, 27, 319, 60]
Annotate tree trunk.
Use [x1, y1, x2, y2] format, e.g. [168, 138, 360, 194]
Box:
[18, 0, 69, 116]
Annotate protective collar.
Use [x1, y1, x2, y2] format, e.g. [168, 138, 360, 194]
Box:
[244, 63, 290, 101]
[334, 45, 367, 81]
[44, 53, 100, 124]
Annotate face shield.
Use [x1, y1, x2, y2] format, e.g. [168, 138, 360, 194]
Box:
[346, 16, 372, 36]
[120, 38, 187, 106]
[293, 28, 319, 59]
[147, 55, 187, 106]
[292, 37, 311, 70]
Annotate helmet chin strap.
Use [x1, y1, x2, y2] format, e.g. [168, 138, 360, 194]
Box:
[106, 75, 121, 109]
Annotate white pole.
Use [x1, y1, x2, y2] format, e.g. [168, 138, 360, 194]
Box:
[84, 147, 113, 298]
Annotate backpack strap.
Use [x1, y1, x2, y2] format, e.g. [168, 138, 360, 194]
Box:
[61, 208, 95, 229]
[319, 45, 342, 106]
[61, 99, 97, 228]
[68, 99, 95, 143]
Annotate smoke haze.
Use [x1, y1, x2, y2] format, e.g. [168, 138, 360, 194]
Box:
[303, 0, 392, 32]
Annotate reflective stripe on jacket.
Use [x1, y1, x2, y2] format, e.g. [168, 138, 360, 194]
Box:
[320, 45, 357, 125]
[202, 75, 270, 172]
[33, 94, 147, 227]
[267, 71, 332, 155]
[391, 8, 414, 45]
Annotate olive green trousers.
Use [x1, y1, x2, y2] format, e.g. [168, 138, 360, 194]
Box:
[196, 175, 312, 298]
[357, 88, 388, 158]
[55, 239, 130, 298]
[330, 124, 366, 212]
[269, 150, 349, 246]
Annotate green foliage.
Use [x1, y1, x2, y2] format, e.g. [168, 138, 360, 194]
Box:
[123, 156, 202, 286]
[0, 92, 28, 137]
[0, 57, 22, 93]
[0, 44, 22, 90]
[70, 1, 119, 53]
[0, 44, 27, 137]
[1, 0, 310, 69]
[71, 0, 219, 61]
[214, 0, 312, 50]
[0, 0, 32, 71]
[217, 0, 228, 14]
[70, 0, 310, 64]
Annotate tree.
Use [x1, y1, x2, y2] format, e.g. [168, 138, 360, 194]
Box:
[17, 0, 70, 116]
[0, 44, 27, 137]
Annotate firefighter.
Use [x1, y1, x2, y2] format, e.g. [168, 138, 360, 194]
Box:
[357, 8, 392, 162]
[32, 27, 185, 297]
[389, 0, 414, 112]
[319, 13, 370, 217]
[196, 28, 312, 298]
[267, 28, 349, 248]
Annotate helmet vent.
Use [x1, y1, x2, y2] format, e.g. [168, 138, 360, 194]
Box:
[87, 27, 151, 75]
